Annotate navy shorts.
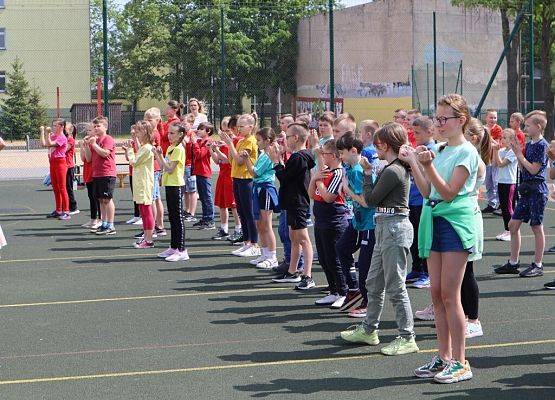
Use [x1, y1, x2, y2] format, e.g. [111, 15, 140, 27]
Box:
[430, 216, 471, 253]
[512, 191, 547, 226]
[252, 187, 279, 220]
[287, 208, 309, 230]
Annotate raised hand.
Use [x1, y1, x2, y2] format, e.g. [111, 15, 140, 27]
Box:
[359, 156, 372, 171]
[313, 168, 330, 181]
[417, 150, 435, 166]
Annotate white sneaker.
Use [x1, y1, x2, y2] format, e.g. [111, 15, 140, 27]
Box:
[232, 244, 250, 256]
[132, 218, 143, 225]
[126, 216, 141, 224]
[330, 296, 346, 309]
[496, 231, 511, 241]
[81, 221, 93, 228]
[466, 321, 484, 338]
[165, 250, 190, 262]
[415, 303, 435, 321]
[315, 294, 340, 305]
[256, 258, 279, 270]
[249, 254, 267, 265]
[238, 245, 261, 257]
[90, 221, 102, 229]
[158, 248, 177, 258]
[69, 210, 80, 215]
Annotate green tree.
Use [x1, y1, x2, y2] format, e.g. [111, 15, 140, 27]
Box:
[28, 85, 49, 138]
[0, 57, 33, 141]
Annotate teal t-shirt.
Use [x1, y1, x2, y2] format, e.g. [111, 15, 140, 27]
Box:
[346, 163, 375, 231]
[430, 141, 479, 200]
[253, 152, 275, 184]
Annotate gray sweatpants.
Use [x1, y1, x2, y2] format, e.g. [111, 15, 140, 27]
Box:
[363, 214, 415, 338]
[485, 164, 499, 208]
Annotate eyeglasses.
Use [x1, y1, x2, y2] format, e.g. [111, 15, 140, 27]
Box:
[433, 116, 459, 126]
[321, 152, 335, 156]
[286, 135, 296, 139]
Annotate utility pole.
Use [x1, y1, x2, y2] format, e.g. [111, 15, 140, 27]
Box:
[220, 4, 226, 120]
[328, 0, 335, 113]
[102, 0, 109, 118]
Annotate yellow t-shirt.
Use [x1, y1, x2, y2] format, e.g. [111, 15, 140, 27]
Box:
[231, 135, 258, 179]
[162, 144, 185, 186]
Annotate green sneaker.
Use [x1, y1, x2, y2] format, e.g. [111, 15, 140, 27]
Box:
[433, 360, 473, 384]
[414, 355, 448, 378]
[380, 336, 419, 356]
[340, 325, 379, 345]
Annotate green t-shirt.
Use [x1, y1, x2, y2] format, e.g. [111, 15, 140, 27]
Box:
[162, 144, 185, 187]
[430, 141, 479, 200]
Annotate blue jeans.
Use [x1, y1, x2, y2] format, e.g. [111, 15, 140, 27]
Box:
[196, 176, 214, 222]
[278, 211, 304, 269]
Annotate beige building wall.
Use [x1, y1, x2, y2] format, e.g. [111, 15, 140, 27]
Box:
[297, 0, 507, 123]
[0, 0, 91, 115]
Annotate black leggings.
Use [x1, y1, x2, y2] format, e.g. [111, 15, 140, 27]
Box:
[460, 261, 479, 320]
[129, 175, 140, 218]
[409, 205, 427, 274]
[166, 186, 185, 251]
[66, 167, 78, 212]
[498, 183, 516, 231]
[86, 182, 100, 220]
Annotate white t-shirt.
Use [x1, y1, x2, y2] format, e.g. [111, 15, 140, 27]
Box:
[192, 113, 208, 130]
[497, 148, 517, 184]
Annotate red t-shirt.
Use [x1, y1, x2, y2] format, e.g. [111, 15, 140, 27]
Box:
[406, 129, 416, 147]
[192, 138, 212, 178]
[161, 117, 180, 155]
[218, 145, 232, 177]
[515, 128, 526, 149]
[489, 124, 503, 142]
[185, 131, 195, 167]
[65, 135, 75, 168]
[83, 160, 93, 183]
[91, 134, 116, 178]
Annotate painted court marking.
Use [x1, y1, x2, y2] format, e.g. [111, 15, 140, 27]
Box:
[0, 338, 553, 386]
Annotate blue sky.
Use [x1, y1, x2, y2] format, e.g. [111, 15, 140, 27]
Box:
[112, 0, 371, 9]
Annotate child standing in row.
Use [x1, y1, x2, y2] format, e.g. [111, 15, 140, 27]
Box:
[493, 129, 518, 241]
[482, 109, 503, 214]
[154, 124, 189, 262]
[341, 123, 418, 357]
[310, 139, 349, 305]
[123, 121, 156, 249]
[192, 122, 216, 230]
[271, 123, 316, 290]
[495, 111, 549, 278]
[80, 124, 101, 229]
[41, 120, 69, 220]
[243, 128, 280, 269]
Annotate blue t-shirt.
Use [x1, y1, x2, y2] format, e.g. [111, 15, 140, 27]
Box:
[521, 138, 548, 184]
[346, 163, 375, 231]
[253, 152, 275, 184]
[409, 141, 437, 206]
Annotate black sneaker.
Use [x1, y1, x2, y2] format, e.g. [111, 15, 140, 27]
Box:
[544, 280, 555, 290]
[273, 260, 290, 275]
[492, 208, 503, 216]
[95, 225, 109, 235]
[295, 276, 316, 290]
[519, 263, 543, 278]
[105, 227, 117, 236]
[229, 232, 245, 245]
[547, 246, 555, 254]
[212, 229, 229, 240]
[494, 261, 520, 275]
[192, 219, 204, 227]
[134, 231, 145, 239]
[155, 227, 167, 236]
[481, 205, 495, 213]
[272, 272, 301, 283]
[46, 211, 61, 218]
[198, 221, 216, 230]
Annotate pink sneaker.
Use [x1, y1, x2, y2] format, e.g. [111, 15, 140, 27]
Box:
[415, 304, 435, 321]
[158, 248, 177, 258]
[134, 240, 154, 249]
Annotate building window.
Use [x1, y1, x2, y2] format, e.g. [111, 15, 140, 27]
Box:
[0, 1, 4, 9]
[0, 28, 5, 50]
[0, 71, 5, 93]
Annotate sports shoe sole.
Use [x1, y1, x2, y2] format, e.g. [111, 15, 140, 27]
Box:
[434, 372, 473, 384]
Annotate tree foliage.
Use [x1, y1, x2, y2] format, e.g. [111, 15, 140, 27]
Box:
[0, 58, 33, 140]
[28, 85, 49, 138]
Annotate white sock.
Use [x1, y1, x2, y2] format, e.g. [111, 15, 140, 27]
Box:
[509, 260, 519, 265]
[535, 262, 543, 268]
[262, 247, 268, 257]
[221, 223, 228, 233]
[235, 225, 242, 233]
[268, 250, 277, 260]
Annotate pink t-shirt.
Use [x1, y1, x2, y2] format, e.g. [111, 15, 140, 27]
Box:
[91, 134, 117, 178]
[49, 134, 67, 159]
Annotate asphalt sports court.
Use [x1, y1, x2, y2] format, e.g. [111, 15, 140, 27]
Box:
[0, 179, 553, 399]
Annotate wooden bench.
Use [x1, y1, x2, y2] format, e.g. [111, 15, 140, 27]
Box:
[117, 171, 130, 188]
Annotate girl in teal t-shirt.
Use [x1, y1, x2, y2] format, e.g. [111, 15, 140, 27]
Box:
[400, 94, 479, 384]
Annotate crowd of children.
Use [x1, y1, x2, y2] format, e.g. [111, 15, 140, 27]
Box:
[37, 94, 555, 385]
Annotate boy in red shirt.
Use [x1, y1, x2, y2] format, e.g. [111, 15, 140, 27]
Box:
[509, 112, 526, 149]
[192, 122, 215, 229]
[483, 109, 503, 213]
[84, 117, 117, 235]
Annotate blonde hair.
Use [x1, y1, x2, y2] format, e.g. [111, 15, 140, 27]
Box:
[510, 112, 524, 124]
[135, 120, 155, 144]
[525, 110, 547, 131]
[188, 98, 205, 114]
[437, 93, 471, 133]
[287, 122, 309, 142]
[333, 113, 357, 132]
[359, 120, 379, 137]
[502, 128, 515, 139]
[144, 107, 161, 120]
[466, 117, 491, 165]
[221, 116, 230, 130]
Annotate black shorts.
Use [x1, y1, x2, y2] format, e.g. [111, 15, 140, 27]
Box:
[286, 208, 309, 230]
[93, 176, 116, 199]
